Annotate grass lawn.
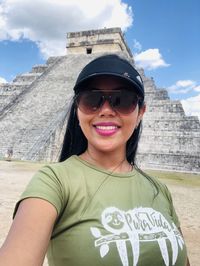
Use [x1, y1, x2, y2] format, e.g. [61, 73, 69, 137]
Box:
[145, 169, 200, 186]
[1, 159, 200, 186]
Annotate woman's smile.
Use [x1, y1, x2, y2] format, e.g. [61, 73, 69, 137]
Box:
[93, 122, 120, 136]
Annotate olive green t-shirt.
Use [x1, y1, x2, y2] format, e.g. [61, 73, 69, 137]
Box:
[15, 155, 187, 266]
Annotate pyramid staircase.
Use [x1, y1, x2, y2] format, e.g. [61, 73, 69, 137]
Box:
[0, 54, 97, 161]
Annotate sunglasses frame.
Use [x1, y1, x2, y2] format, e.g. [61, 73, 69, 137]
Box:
[75, 87, 142, 115]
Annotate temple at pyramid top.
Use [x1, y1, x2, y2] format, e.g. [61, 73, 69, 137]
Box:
[66, 27, 132, 58]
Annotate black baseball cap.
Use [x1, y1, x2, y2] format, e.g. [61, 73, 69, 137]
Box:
[73, 54, 144, 99]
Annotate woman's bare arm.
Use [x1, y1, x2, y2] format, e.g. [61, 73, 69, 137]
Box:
[0, 198, 57, 266]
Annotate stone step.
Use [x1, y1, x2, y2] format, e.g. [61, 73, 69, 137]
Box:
[0, 83, 26, 92]
[145, 90, 169, 101]
[137, 153, 200, 172]
[46, 56, 63, 65]
[146, 102, 185, 113]
[143, 112, 185, 119]
[143, 119, 200, 131]
[138, 138, 200, 154]
[31, 65, 48, 73]
[13, 73, 41, 84]
[141, 129, 200, 137]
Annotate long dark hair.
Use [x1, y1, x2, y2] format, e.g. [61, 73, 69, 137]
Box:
[59, 101, 87, 161]
[59, 99, 144, 164]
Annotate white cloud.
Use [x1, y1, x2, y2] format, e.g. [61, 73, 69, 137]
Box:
[168, 79, 200, 120]
[167, 79, 200, 94]
[194, 85, 200, 92]
[167, 86, 191, 94]
[0, 9, 7, 39]
[0, 77, 7, 83]
[133, 39, 142, 52]
[176, 80, 195, 87]
[181, 94, 200, 120]
[134, 48, 170, 70]
[0, 0, 133, 58]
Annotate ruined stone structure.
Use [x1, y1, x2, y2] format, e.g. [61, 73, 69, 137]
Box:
[67, 28, 132, 57]
[0, 28, 199, 173]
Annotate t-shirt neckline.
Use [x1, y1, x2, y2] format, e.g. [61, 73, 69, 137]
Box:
[72, 155, 137, 178]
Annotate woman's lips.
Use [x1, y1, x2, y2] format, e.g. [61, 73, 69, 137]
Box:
[93, 122, 120, 136]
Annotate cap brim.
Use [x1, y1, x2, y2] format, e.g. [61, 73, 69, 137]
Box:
[74, 73, 144, 98]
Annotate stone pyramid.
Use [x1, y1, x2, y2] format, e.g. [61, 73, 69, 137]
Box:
[0, 28, 199, 173]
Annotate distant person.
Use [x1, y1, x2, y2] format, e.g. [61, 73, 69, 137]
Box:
[5, 148, 13, 161]
[0, 54, 189, 265]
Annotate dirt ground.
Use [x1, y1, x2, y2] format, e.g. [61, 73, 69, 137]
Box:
[0, 161, 200, 266]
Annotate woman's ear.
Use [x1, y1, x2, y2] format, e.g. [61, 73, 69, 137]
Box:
[140, 103, 146, 116]
[136, 103, 146, 126]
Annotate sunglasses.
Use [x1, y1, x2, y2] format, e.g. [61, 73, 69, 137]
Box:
[75, 87, 142, 114]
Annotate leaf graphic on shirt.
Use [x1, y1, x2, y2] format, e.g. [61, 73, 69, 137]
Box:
[157, 238, 169, 266]
[177, 238, 184, 250]
[100, 244, 109, 258]
[90, 227, 102, 238]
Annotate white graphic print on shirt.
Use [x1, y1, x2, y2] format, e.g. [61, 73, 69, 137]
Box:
[90, 207, 184, 266]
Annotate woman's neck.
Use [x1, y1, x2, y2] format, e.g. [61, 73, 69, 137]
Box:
[79, 148, 132, 173]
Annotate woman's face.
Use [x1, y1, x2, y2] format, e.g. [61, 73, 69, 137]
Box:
[77, 76, 146, 156]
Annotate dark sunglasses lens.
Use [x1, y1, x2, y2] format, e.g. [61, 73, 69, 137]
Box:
[77, 91, 102, 113]
[112, 90, 138, 114]
[76, 89, 139, 114]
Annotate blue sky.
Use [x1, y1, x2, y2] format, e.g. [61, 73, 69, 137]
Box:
[0, 0, 199, 119]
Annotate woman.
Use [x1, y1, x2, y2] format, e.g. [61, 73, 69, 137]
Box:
[0, 54, 189, 265]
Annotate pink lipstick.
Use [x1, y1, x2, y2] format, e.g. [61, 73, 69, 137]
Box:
[93, 122, 120, 136]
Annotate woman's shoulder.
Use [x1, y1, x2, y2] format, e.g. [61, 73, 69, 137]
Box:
[36, 155, 93, 187]
[136, 168, 171, 196]
[42, 155, 80, 175]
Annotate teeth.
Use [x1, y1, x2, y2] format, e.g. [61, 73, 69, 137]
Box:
[96, 126, 118, 130]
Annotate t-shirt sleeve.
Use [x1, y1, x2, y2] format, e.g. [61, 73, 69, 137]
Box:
[163, 184, 180, 228]
[13, 165, 69, 218]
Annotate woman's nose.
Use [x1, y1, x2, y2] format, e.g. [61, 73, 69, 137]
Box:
[98, 99, 116, 116]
